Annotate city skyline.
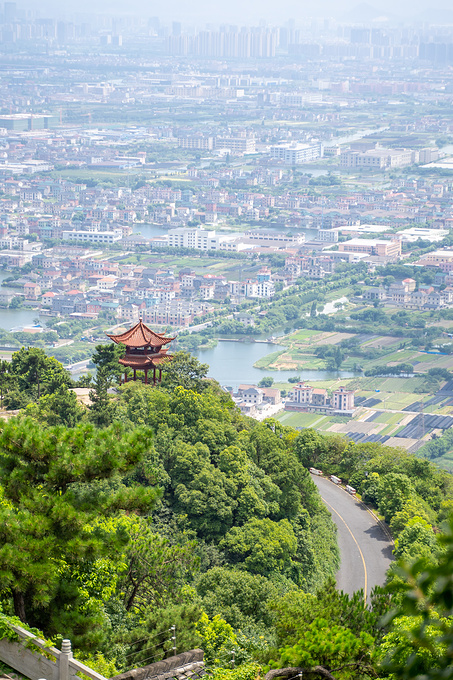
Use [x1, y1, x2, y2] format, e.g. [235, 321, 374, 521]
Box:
[16, 0, 453, 24]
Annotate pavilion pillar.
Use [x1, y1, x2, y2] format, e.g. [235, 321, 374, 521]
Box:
[159, 369, 162, 383]
[153, 368, 156, 385]
[145, 370, 148, 385]
[124, 372, 128, 383]
[133, 369, 136, 381]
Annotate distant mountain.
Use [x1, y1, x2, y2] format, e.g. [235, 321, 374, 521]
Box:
[341, 3, 399, 23]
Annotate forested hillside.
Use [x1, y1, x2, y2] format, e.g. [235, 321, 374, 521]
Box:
[0, 346, 452, 680]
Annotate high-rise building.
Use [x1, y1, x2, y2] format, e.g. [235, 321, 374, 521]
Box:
[3, 2, 16, 22]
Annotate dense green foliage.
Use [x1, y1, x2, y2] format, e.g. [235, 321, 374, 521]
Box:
[0, 347, 452, 680]
[0, 418, 160, 648]
[417, 428, 453, 462]
[294, 428, 452, 534]
[0, 348, 341, 673]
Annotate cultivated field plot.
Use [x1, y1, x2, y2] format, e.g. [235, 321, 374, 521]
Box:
[368, 411, 409, 426]
[361, 336, 401, 349]
[283, 329, 321, 344]
[310, 332, 356, 346]
[277, 369, 453, 448]
[266, 324, 453, 374]
[328, 421, 386, 434]
[277, 412, 328, 428]
[383, 437, 420, 451]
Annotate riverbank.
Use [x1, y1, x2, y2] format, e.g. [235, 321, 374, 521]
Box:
[253, 329, 357, 371]
[194, 339, 356, 390]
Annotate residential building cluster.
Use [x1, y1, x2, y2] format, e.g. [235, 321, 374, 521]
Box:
[0, 7, 451, 339]
[229, 384, 282, 417]
[363, 264, 453, 311]
[286, 382, 356, 415]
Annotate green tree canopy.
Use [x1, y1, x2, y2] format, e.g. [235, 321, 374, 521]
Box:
[380, 517, 453, 680]
[5, 347, 72, 408]
[220, 518, 297, 576]
[91, 342, 126, 386]
[160, 351, 209, 393]
[24, 384, 86, 427]
[196, 566, 283, 629]
[0, 417, 159, 648]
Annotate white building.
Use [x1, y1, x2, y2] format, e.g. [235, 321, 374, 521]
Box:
[228, 279, 275, 299]
[177, 135, 214, 150]
[62, 230, 123, 244]
[244, 230, 305, 245]
[216, 136, 255, 154]
[282, 93, 323, 106]
[317, 229, 339, 242]
[397, 228, 449, 243]
[256, 280, 275, 297]
[167, 227, 216, 250]
[166, 227, 246, 252]
[270, 142, 323, 164]
[340, 148, 414, 169]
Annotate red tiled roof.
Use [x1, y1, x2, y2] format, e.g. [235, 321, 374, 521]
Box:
[106, 319, 175, 348]
[118, 354, 172, 368]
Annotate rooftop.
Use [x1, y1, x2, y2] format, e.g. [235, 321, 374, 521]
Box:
[106, 318, 175, 348]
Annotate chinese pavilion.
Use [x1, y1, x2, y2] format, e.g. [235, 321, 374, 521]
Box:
[106, 318, 175, 385]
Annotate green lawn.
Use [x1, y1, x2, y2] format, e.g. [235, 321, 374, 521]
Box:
[277, 412, 327, 428]
[373, 412, 405, 425]
[272, 382, 293, 391]
[367, 349, 415, 365]
[411, 354, 437, 364]
[380, 423, 405, 436]
[379, 393, 418, 410]
[379, 377, 426, 392]
[360, 336, 400, 348]
[284, 352, 326, 369]
[254, 351, 285, 369]
[301, 378, 356, 390]
[283, 329, 321, 344]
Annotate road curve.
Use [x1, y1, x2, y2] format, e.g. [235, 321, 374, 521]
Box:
[311, 475, 393, 599]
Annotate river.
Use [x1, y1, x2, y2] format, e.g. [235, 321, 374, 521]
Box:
[194, 295, 356, 388]
[194, 340, 357, 390]
[325, 126, 389, 148]
[0, 308, 44, 331]
[0, 272, 46, 331]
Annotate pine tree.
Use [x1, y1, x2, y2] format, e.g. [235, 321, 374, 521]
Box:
[0, 417, 159, 647]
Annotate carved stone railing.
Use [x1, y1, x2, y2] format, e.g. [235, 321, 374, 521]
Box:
[0, 624, 107, 680]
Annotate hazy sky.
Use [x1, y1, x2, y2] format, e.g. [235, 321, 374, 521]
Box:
[21, 0, 453, 24]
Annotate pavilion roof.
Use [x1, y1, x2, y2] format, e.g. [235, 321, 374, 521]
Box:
[118, 354, 172, 368]
[106, 319, 175, 348]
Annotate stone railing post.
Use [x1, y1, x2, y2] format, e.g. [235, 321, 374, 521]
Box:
[59, 639, 73, 680]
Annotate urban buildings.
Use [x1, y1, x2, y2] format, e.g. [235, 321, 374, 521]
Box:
[270, 143, 323, 165]
[286, 382, 356, 414]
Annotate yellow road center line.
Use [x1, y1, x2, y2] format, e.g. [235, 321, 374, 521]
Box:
[322, 497, 368, 602]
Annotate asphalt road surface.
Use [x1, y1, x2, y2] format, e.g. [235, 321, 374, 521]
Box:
[311, 475, 393, 599]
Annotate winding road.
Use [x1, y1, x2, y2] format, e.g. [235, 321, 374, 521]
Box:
[311, 475, 394, 599]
